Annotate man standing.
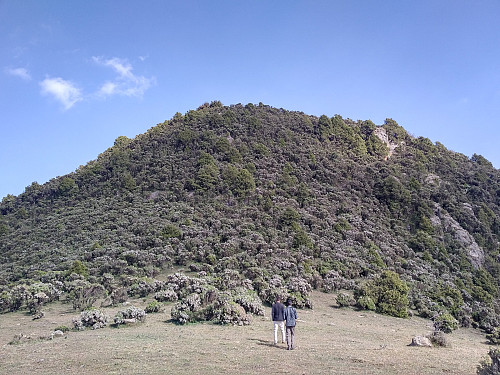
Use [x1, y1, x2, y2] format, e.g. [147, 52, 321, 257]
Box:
[271, 296, 286, 345]
[284, 298, 298, 350]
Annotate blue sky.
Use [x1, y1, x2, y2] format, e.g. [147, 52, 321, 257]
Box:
[1, 1, 500, 199]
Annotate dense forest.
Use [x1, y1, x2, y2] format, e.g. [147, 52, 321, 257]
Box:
[1, 101, 500, 332]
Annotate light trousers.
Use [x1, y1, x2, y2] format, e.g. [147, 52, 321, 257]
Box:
[274, 321, 285, 343]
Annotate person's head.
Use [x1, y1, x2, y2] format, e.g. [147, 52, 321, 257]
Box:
[287, 298, 293, 306]
[276, 296, 281, 303]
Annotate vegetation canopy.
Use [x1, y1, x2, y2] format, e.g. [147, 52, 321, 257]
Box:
[1, 102, 499, 333]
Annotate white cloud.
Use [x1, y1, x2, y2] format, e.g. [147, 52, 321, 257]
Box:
[98, 81, 117, 96]
[39, 77, 82, 110]
[92, 56, 155, 98]
[5, 67, 31, 81]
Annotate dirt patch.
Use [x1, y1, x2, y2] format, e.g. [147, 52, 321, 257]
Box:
[0, 291, 488, 374]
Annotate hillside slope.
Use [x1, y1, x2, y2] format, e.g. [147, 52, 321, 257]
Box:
[1, 102, 500, 331]
[0, 292, 487, 375]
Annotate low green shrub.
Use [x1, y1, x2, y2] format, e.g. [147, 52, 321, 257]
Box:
[433, 312, 458, 333]
[355, 270, 409, 318]
[336, 292, 355, 307]
[145, 300, 163, 313]
[54, 325, 71, 333]
[356, 295, 376, 311]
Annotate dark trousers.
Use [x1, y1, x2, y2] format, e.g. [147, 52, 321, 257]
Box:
[286, 325, 295, 349]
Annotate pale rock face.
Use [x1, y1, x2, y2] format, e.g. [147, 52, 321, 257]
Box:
[424, 174, 441, 186]
[374, 127, 400, 159]
[431, 203, 484, 268]
[409, 336, 432, 347]
[51, 330, 64, 338]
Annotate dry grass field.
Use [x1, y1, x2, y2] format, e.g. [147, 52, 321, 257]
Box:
[0, 291, 490, 375]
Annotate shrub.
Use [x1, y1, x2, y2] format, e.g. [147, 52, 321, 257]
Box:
[54, 325, 71, 333]
[433, 312, 459, 333]
[232, 287, 265, 316]
[356, 295, 376, 311]
[66, 260, 89, 278]
[154, 288, 178, 302]
[170, 293, 203, 324]
[69, 282, 106, 311]
[355, 270, 409, 318]
[208, 292, 251, 326]
[478, 348, 500, 375]
[336, 292, 355, 307]
[73, 309, 108, 330]
[114, 306, 147, 325]
[110, 288, 129, 305]
[162, 224, 183, 240]
[486, 328, 500, 345]
[322, 271, 356, 292]
[145, 300, 163, 313]
[426, 330, 449, 347]
[287, 291, 313, 309]
[27, 292, 49, 314]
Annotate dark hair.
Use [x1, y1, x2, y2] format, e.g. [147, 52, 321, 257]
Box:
[287, 299, 292, 306]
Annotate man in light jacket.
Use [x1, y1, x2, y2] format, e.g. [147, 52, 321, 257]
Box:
[284, 298, 298, 350]
[271, 296, 286, 345]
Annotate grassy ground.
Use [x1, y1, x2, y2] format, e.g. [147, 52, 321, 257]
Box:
[0, 291, 489, 374]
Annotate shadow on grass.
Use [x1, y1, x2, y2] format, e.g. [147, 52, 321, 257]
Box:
[250, 338, 289, 350]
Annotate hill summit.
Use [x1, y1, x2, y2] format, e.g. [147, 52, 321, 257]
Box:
[1, 102, 500, 330]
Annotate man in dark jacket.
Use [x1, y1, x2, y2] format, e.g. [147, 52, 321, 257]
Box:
[284, 298, 298, 350]
[271, 297, 286, 345]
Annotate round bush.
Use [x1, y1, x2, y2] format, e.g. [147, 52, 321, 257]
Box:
[433, 312, 458, 333]
[356, 295, 376, 311]
[114, 306, 146, 325]
[73, 309, 108, 330]
[145, 300, 163, 313]
[336, 292, 355, 307]
[355, 271, 409, 318]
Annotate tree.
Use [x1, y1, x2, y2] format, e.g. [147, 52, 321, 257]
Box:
[58, 177, 78, 196]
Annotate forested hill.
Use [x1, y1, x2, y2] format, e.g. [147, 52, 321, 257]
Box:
[1, 101, 500, 330]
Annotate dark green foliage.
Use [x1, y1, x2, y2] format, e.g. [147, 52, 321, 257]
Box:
[67, 260, 89, 278]
[336, 292, 355, 307]
[54, 325, 71, 333]
[162, 224, 182, 240]
[58, 177, 78, 196]
[478, 348, 500, 375]
[356, 295, 376, 311]
[433, 312, 459, 333]
[355, 271, 409, 318]
[145, 300, 163, 313]
[280, 207, 300, 228]
[1, 102, 500, 330]
[222, 165, 255, 197]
